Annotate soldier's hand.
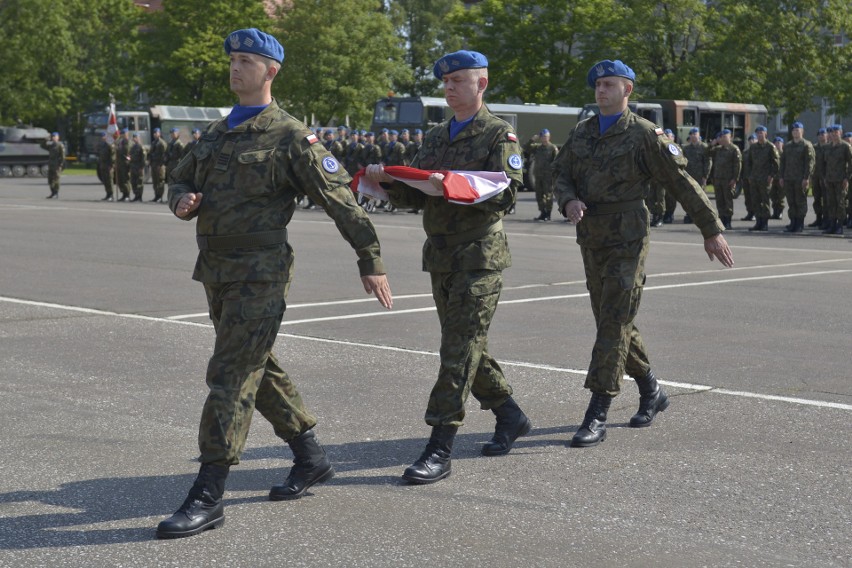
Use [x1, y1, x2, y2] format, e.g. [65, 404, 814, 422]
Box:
[365, 164, 393, 184]
[563, 199, 587, 223]
[176, 192, 203, 218]
[428, 173, 444, 193]
[704, 233, 734, 268]
[361, 274, 393, 309]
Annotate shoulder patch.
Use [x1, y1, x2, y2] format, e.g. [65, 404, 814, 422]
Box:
[506, 132, 518, 142]
[668, 143, 681, 156]
[508, 154, 523, 170]
[655, 128, 664, 136]
[321, 156, 340, 173]
[306, 134, 319, 145]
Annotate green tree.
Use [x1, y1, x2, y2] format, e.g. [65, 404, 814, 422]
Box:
[271, 0, 410, 126]
[141, 0, 271, 106]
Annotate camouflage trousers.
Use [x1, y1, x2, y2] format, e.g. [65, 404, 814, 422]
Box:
[580, 237, 652, 396]
[47, 167, 61, 194]
[810, 176, 824, 217]
[533, 177, 553, 214]
[130, 167, 144, 198]
[97, 165, 114, 197]
[426, 270, 512, 426]
[151, 164, 166, 199]
[748, 178, 772, 218]
[783, 178, 809, 219]
[770, 179, 786, 212]
[823, 180, 849, 222]
[741, 179, 754, 215]
[199, 280, 316, 466]
[713, 178, 736, 217]
[116, 164, 131, 197]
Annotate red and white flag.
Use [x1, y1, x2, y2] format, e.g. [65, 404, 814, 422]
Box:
[351, 165, 510, 205]
[106, 103, 119, 140]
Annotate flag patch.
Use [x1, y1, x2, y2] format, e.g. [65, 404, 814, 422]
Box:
[306, 134, 319, 144]
[507, 132, 518, 142]
[655, 128, 664, 136]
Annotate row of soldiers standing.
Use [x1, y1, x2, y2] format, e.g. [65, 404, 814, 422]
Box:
[96, 127, 202, 203]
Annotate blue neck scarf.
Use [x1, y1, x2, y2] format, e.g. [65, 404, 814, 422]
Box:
[228, 103, 269, 129]
[449, 115, 475, 141]
[599, 111, 623, 135]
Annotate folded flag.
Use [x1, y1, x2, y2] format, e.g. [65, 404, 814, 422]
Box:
[351, 165, 510, 204]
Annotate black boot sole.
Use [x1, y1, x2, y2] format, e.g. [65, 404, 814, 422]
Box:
[481, 418, 533, 456]
[268, 465, 334, 501]
[629, 395, 671, 428]
[570, 429, 606, 448]
[156, 514, 224, 539]
[402, 468, 451, 485]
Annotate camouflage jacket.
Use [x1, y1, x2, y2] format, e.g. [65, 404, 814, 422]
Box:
[40, 140, 65, 169]
[709, 143, 742, 183]
[744, 141, 779, 181]
[344, 141, 363, 174]
[97, 140, 115, 168]
[358, 143, 383, 167]
[149, 137, 167, 166]
[129, 142, 146, 169]
[385, 105, 522, 273]
[554, 108, 723, 248]
[779, 139, 815, 181]
[324, 139, 345, 161]
[531, 141, 559, 183]
[383, 140, 406, 166]
[115, 137, 131, 169]
[821, 141, 852, 182]
[168, 99, 384, 283]
[404, 141, 421, 165]
[683, 141, 712, 183]
[165, 138, 185, 169]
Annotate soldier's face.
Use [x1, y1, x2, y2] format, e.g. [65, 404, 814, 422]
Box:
[720, 134, 732, 145]
[230, 52, 275, 96]
[791, 128, 803, 141]
[594, 77, 631, 114]
[442, 69, 486, 111]
[756, 131, 767, 143]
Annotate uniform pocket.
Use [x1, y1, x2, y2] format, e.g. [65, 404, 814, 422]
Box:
[237, 148, 276, 195]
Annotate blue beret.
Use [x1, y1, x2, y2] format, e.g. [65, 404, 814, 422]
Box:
[414, 129, 423, 134]
[100, 131, 108, 137]
[433, 50, 488, 80]
[380, 128, 389, 133]
[664, 129, 673, 135]
[400, 128, 409, 134]
[721, 129, 732, 135]
[367, 131, 374, 136]
[132, 132, 139, 137]
[845, 132, 852, 138]
[748, 134, 757, 141]
[153, 127, 161, 133]
[360, 130, 367, 135]
[120, 128, 128, 134]
[755, 125, 767, 133]
[324, 129, 333, 136]
[337, 125, 347, 130]
[170, 127, 179, 133]
[791, 121, 804, 129]
[689, 127, 700, 134]
[192, 128, 201, 134]
[587, 59, 635, 88]
[51, 131, 59, 137]
[224, 28, 284, 63]
[390, 129, 398, 135]
[818, 127, 827, 134]
[540, 129, 550, 135]
[835, 124, 843, 131]
[774, 136, 784, 142]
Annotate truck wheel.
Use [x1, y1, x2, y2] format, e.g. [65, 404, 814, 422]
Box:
[40, 165, 50, 176]
[11, 165, 25, 177]
[27, 165, 41, 177]
[0, 165, 11, 177]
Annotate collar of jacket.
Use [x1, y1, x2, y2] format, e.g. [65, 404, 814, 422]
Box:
[440, 104, 492, 143]
[589, 106, 633, 139]
[218, 98, 280, 134]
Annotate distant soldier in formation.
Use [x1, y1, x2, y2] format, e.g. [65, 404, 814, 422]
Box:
[739, 134, 757, 221]
[770, 136, 786, 219]
[809, 128, 828, 228]
[343, 129, 363, 175]
[336, 125, 348, 146]
[708, 129, 742, 229]
[149, 128, 168, 203]
[97, 131, 116, 201]
[529, 128, 559, 221]
[164, 128, 185, 197]
[323, 129, 345, 161]
[182, 128, 201, 159]
[683, 127, 713, 224]
[383, 129, 406, 167]
[661, 129, 679, 223]
[40, 131, 65, 199]
[115, 128, 132, 202]
[405, 128, 423, 165]
[129, 132, 147, 202]
[778, 122, 814, 233]
[820, 124, 852, 235]
[744, 125, 779, 231]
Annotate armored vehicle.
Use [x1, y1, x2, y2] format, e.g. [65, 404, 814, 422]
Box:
[0, 125, 51, 177]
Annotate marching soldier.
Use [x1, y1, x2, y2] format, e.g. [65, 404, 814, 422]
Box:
[115, 128, 132, 202]
[96, 131, 116, 201]
[182, 128, 201, 158]
[40, 131, 65, 199]
[821, 125, 852, 235]
[683, 127, 713, 224]
[129, 132, 147, 202]
[744, 126, 779, 231]
[529, 129, 559, 221]
[778, 122, 815, 232]
[810, 128, 828, 228]
[164, 128, 185, 198]
[149, 128, 168, 202]
[709, 129, 742, 229]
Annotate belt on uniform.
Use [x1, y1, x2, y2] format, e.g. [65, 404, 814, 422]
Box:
[429, 220, 503, 250]
[584, 199, 646, 216]
[196, 229, 288, 251]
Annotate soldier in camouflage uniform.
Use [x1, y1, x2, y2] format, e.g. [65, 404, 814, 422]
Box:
[770, 136, 786, 219]
[683, 127, 713, 224]
[778, 122, 815, 233]
[405, 128, 423, 165]
[96, 132, 116, 201]
[156, 28, 392, 540]
[744, 126, 780, 231]
[821, 125, 852, 235]
[148, 128, 168, 202]
[554, 59, 733, 448]
[164, 128, 186, 199]
[40, 132, 65, 199]
[809, 128, 828, 228]
[365, 50, 532, 484]
[527, 128, 559, 221]
[358, 132, 384, 212]
[740, 134, 757, 221]
[129, 132, 147, 202]
[343, 129, 363, 175]
[182, 128, 201, 158]
[115, 129, 132, 201]
[708, 129, 742, 229]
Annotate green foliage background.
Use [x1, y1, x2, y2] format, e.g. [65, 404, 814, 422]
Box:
[1, 0, 850, 152]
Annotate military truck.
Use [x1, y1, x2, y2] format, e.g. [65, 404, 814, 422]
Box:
[0, 125, 52, 177]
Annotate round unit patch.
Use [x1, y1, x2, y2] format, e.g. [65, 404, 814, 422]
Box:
[508, 154, 523, 170]
[668, 144, 680, 156]
[322, 156, 340, 173]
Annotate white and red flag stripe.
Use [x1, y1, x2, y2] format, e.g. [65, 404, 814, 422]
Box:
[351, 165, 510, 205]
[106, 102, 119, 140]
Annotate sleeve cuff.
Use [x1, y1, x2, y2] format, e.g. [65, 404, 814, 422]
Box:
[357, 257, 385, 276]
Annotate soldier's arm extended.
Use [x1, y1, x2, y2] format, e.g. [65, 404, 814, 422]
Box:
[167, 146, 201, 220]
[553, 128, 582, 216]
[289, 135, 387, 279]
[381, 152, 429, 210]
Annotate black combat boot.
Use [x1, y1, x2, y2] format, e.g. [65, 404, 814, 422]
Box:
[570, 393, 614, 448]
[402, 425, 457, 484]
[650, 214, 663, 227]
[793, 217, 805, 233]
[807, 214, 822, 228]
[721, 216, 732, 230]
[481, 397, 532, 456]
[822, 219, 838, 234]
[662, 212, 674, 224]
[748, 217, 765, 231]
[629, 370, 670, 428]
[683, 214, 692, 224]
[533, 211, 548, 222]
[269, 429, 334, 500]
[771, 206, 783, 220]
[741, 212, 755, 221]
[784, 217, 799, 232]
[833, 220, 844, 235]
[156, 463, 229, 539]
[820, 217, 832, 231]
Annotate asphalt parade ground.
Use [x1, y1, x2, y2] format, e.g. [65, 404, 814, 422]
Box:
[1, 175, 850, 568]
